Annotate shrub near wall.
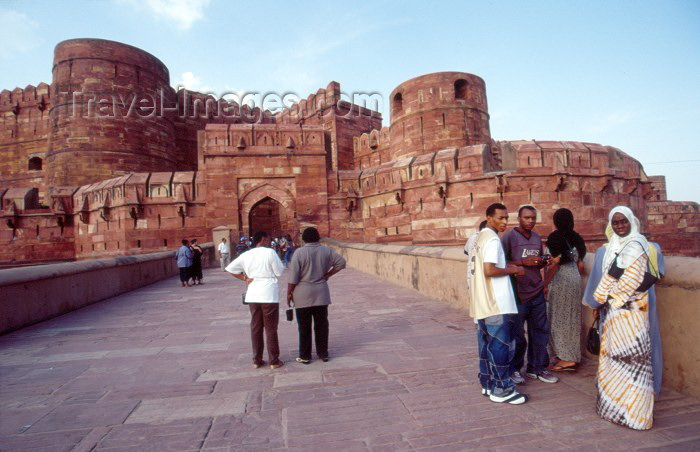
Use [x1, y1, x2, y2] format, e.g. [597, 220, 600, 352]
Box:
[324, 239, 700, 398]
[0, 244, 215, 335]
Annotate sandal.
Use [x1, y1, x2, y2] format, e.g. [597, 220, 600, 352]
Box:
[548, 362, 577, 372]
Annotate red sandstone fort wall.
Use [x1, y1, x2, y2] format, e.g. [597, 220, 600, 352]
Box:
[328, 139, 672, 250]
[200, 123, 329, 240]
[0, 83, 52, 204]
[1, 40, 698, 265]
[275, 82, 382, 172]
[70, 171, 207, 260]
[46, 39, 181, 188]
[388, 72, 490, 160]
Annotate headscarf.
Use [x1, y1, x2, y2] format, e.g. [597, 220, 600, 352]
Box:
[546, 208, 586, 264]
[601, 206, 652, 273]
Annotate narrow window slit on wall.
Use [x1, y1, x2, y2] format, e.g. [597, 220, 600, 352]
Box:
[36, 225, 40, 238]
[470, 192, 473, 208]
[454, 79, 468, 100]
[529, 188, 533, 203]
[393, 92, 403, 113]
[158, 214, 161, 228]
[117, 242, 120, 249]
[163, 239, 167, 247]
[442, 113, 446, 129]
[137, 240, 141, 248]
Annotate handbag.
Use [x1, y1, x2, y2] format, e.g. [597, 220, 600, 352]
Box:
[606, 241, 659, 292]
[586, 317, 600, 355]
[563, 238, 577, 263]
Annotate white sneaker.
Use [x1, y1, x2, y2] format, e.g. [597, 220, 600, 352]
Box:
[489, 389, 528, 405]
[511, 371, 526, 385]
[481, 387, 491, 397]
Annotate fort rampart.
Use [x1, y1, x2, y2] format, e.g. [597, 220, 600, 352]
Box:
[0, 38, 698, 266]
[0, 243, 215, 334]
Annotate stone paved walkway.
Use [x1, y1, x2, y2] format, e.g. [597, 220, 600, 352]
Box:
[2, 267, 700, 451]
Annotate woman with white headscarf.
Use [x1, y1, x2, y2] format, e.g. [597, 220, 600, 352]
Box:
[583, 206, 662, 431]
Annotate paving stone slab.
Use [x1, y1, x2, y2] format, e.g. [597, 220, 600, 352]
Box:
[1, 267, 698, 450]
[124, 393, 248, 424]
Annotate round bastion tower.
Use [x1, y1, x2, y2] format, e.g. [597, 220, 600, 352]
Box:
[46, 38, 178, 187]
[389, 72, 490, 160]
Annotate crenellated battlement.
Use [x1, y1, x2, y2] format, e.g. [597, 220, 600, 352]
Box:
[275, 81, 342, 124]
[496, 140, 646, 179]
[0, 83, 52, 115]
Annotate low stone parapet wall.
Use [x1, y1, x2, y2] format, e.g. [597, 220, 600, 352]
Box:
[0, 243, 215, 335]
[324, 238, 700, 398]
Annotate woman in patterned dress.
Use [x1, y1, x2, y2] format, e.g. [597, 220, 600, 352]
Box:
[544, 208, 586, 372]
[585, 206, 658, 430]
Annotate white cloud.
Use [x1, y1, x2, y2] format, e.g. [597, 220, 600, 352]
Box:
[116, 0, 210, 30]
[222, 86, 256, 108]
[174, 71, 213, 93]
[0, 9, 41, 58]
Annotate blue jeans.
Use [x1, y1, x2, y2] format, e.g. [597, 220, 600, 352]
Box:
[283, 248, 294, 267]
[512, 290, 550, 374]
[477, 314, 516, 396]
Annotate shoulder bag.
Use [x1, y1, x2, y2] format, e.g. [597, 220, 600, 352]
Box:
[586, 317, 600, 355]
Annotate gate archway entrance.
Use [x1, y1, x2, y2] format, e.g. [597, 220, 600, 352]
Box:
[240, 183, 298, 240]
[249, 197, 281, 237]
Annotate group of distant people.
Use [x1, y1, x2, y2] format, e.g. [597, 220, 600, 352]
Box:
[174, 238, 204, 287]
[466, 203, 663, 430]
[224, 227, 346, 369]
[217, 234, 296, 271]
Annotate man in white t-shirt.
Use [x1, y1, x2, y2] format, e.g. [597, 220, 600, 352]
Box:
[226, 231, 285, 369]
[469, 203, 528, 405]
[218, 238, 230, 271]
[464, 220, 488, 290]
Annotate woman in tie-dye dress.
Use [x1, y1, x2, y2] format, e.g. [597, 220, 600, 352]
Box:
[584, 206, 661, 430]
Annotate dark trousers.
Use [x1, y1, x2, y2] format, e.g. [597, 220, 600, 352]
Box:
[512, 290, 550, 374]
[296, 305, 329, 360]
[249, 303, 281, 366]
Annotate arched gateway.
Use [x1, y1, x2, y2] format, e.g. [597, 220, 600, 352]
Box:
[239, 184, 297, 238]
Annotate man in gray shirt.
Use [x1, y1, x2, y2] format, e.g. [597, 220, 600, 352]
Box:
[287, 227, 346, 364]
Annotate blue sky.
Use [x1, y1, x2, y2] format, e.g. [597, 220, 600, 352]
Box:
[2, 0, 699, 203]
